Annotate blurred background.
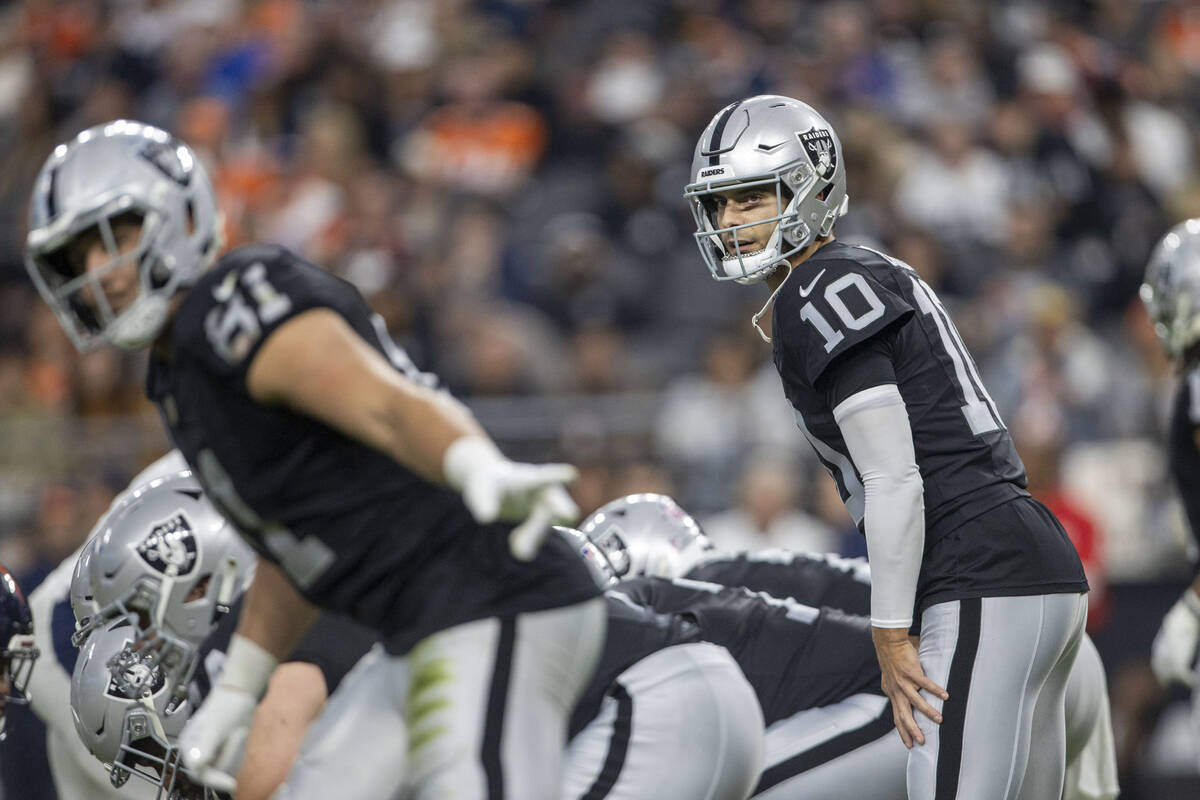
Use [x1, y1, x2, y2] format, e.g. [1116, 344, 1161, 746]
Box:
[0, 0, 1197, 797]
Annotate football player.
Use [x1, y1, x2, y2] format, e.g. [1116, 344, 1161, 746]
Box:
[1140, 218, 1200, 766]
[683, 94, 1089, 799]
[582, 492, 1119, 799]
[28, 464, 375, 800]
[569, 530, 902, 799]
[0, 563, 38, 742]
[25, 120, 604, 798]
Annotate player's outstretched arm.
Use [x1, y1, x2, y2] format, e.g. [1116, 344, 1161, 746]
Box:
[834, 383, 947, 747]
[245, 308, 579, 555]
[181, 560, 319, 791]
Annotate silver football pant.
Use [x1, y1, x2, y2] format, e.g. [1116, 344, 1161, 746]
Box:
[273, 597, 606, 800]
[908, 593, 1088, 800]
[562, 642, 764, 800]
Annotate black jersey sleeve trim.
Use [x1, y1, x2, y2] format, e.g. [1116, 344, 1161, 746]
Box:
[815, 332, 898, 410]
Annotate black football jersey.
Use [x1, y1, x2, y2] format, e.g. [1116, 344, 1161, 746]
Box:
[147, 245, 599, 654]
[771, 241, 1087, 615]
[568, 592, 703, 738]
[614, 576, 881, 725]
[684, 549, 870, 615]
[1168, 368, 1200, 572]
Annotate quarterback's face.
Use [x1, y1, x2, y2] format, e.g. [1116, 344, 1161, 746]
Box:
[69, 216, 144, 315]
[712, 187, 777, 256]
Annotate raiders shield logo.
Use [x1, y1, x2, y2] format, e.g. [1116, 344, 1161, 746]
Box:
[138, 138, 192, 186]
[106, 646, 167, 699]
[799, 129, 838, 181]
[136, 513, 199, 577]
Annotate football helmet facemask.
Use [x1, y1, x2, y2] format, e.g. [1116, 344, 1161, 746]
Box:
[1142, 218, 1200, 366]
[71, 620, 218, 800]
[0, 564, 37, 741]
[25, 119, 222, 351]
[579, 493, 714, 580]
[684, 95, 848, 285]
[73, 471, 254, 698]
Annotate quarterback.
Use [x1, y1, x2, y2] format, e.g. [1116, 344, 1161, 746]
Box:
[683, 95, 1089, 799]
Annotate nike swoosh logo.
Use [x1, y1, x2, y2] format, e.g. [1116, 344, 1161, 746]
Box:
[797, 269, 826, 298]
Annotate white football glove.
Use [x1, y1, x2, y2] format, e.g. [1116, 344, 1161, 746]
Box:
[178, 684, 256, 792]
[180, 634, 279, 791]
[1151, 588, 1200, 688]
[444, 436, 580, 559]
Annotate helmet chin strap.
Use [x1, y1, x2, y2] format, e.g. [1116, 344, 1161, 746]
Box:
[751, 260, 794, 343]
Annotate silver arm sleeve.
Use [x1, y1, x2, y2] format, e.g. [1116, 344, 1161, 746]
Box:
[833, 384, 925, 628]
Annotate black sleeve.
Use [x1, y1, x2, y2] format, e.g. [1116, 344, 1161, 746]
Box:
[199, 600, 378, 693]
[179, 246, 361, 382]
[813, 331, 898, 411]
[685, 551, 872, 616]
[287, 612, 379, 693]
[774, 258, 913, 386]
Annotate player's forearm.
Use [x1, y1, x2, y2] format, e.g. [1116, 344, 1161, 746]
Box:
[834, 385, 925, 628]
[377, 381, 489, 485]
[236, 559, 319, 663]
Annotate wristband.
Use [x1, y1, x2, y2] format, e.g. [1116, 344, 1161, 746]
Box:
[218, 634, 279, 699]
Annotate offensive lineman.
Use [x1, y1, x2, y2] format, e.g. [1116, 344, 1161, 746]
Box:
[28, 460, 375, 800]
[1140, 218, 1200, 767]
[683, 95, 1089, 799]
[24, 120, 604, 798]
[582, 492, 1119, 800]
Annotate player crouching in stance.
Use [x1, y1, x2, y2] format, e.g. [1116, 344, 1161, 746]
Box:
[68, 471, 256, 799]
[72, 620, 212, 800]
[556, 529, 763, 800]
[26, 120, 604, 799]
[0, 564, 38, 742]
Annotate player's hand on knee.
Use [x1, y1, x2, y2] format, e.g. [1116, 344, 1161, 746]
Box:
[179, 683, 258, 791]
[872, 626, 947, 749]
[1151, 588, 1200, 688]
[444, 435, 580, 528]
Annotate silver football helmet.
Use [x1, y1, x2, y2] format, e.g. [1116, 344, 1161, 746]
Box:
[579, 494, 715, 580]
[1142, 218, 1200, 365]
[70, 537, 102, 635]
[26, 119, 222, 351]
[74, 472, 254, 695]
[554, 526, 618, 587]
[684, 95, 849, 285]
[71, 620, 216, 800]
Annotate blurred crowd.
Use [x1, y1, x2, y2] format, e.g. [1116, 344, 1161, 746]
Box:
[0, 0, 1198, 792]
